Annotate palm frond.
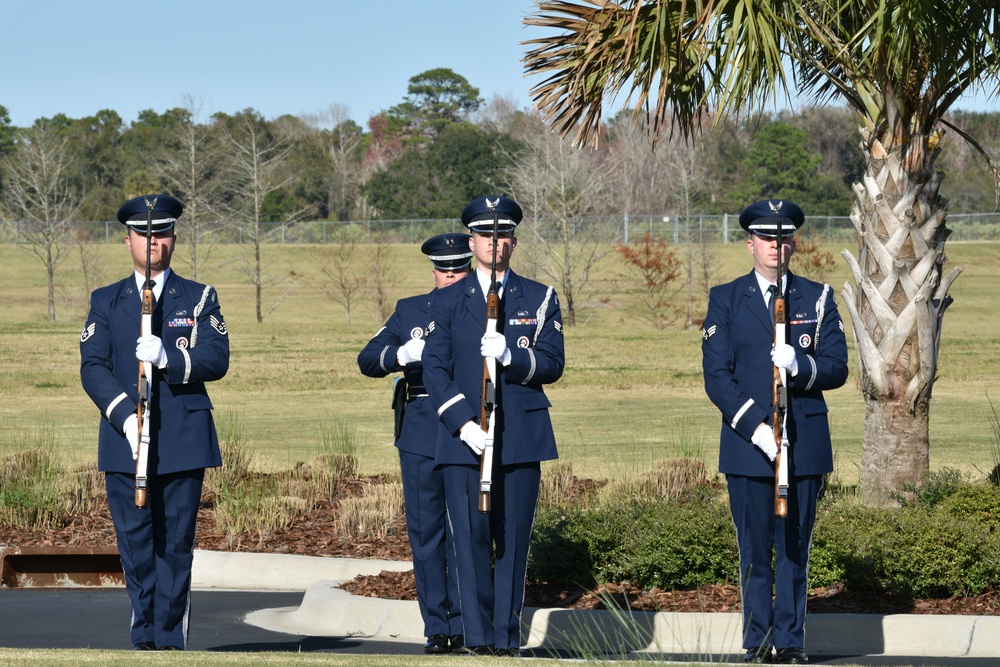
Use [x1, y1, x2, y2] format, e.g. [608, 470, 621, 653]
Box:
[523, 0, 792, 146]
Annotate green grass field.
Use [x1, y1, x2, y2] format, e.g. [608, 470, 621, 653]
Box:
[1, 237, 999, 486]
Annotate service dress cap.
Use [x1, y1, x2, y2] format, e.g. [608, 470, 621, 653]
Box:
[738, 199, 804, 237]
[421, 233, 473, 271]
[117, 194, 184, 234]
[460, 195, 523, 233]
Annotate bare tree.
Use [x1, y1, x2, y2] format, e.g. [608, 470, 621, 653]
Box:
[300, 104, 365, 222]
[503, 114, 619, 326]
[301, 226, 366, 324]
[67, 225, 109, 317]
[609, 120, 719, 329]
[217, 110, 305, 323]
[149, 95, 225, 280]
[1, 122, 82, 321]
[365, 231, 401, 323]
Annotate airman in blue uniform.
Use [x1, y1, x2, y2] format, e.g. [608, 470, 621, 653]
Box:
[423, 196, 565, 656]
[702, 200, 848, 664]
[80, 195, 229, 651]
[357, 232, 473, 654]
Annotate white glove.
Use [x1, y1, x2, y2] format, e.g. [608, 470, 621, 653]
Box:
[751, 423, 778, 462]
[481, 331, 511, 366]
[459, 421, 488, 456]
[136, 335, 169, 369]
[123, 413, 140, 460]
[771, 343, 798, 376]
[396, 338, 425, 366]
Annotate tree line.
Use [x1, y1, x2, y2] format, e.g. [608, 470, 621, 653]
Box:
[2, 68, 999, 225]
[1, 68, 998, 328]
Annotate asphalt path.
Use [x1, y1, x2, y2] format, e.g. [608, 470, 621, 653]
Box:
[0, 588, 995, 666]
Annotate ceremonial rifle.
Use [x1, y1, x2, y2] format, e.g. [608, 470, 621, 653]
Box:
[773, 216, 789, 518]
[135, 197, 156, 509]
[478, 204, 501, 513]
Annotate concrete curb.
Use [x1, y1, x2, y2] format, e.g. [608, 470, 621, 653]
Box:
[197, 550, 1000, 659]
[191, 549, 412, 592]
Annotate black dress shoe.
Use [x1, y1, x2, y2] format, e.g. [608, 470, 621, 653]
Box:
[424, 634, 450, 654]
[775, 647, 808, 664]
[463, 645, 495, 656]
[134, 641, 156, 651]
[744, 646, 773, 663]
[493, 647, 522, 657]
[158, 646, 183, 651]
[449, 634, 465, 652]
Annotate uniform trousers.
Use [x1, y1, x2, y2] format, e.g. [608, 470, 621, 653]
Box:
[444, 462, 541, 650]
[106, 469, 204, 649]
[726, 474, 823, 650]
[398, 449, 462, 637]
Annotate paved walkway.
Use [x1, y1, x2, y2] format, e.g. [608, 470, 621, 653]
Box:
[1, 549, 997, 664]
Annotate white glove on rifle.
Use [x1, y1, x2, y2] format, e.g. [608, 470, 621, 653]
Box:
[459, 421, 488, 456]
[136, 335, 169, 369]
[751, 422, 778, 462]
[771, 343, 799, 376]
[481, 331, 511, 366]
[396, 338, 425, 366]
[123, 414, 140, 460]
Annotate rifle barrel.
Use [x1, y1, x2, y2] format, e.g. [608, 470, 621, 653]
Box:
[773, 218, 788, 518]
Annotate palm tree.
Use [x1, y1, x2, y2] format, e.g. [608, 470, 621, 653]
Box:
[522, 1, 1000, 505]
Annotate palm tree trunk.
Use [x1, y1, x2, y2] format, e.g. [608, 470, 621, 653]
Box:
[840, 129, 962, 505]
[859, 395, 930, 505]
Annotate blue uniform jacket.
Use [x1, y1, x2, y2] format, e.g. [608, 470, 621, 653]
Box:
[702, 271, 848, 477]
[357, 292, 438, 457]
[423, 270, 564, 466]
[80, 272, 229, 475]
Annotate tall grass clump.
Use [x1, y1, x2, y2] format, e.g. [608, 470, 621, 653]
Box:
[539, 460, 603, 509]
[337, 481, 404, 540]
[987, 393, 1000, 485]
[0, 427, 63, 531]
[206, 413, 316, 549]
[597, 457, 717, 505]
[312, 420, 359, 500]
[63, 460, 105, 515]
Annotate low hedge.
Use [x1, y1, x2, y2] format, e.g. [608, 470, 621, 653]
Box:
[529, 470, 1000, 600]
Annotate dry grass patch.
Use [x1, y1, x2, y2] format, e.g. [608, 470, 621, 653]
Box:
[337, 481, 405, 540]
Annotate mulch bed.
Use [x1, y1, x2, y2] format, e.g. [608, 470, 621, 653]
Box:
[5, 494, 999, 615]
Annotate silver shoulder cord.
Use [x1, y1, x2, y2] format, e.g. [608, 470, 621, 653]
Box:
[533, 286, 554, 346]
[814, 283, 831, 350]
[190, 285, 213, 348]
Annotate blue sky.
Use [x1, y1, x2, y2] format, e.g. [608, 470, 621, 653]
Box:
[0, 1, 545, 128]
[1, 1, 995, 129]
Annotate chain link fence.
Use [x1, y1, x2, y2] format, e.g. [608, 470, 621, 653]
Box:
[5, 212, 1000, 245]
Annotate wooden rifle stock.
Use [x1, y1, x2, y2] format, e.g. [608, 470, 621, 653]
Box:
[479, 288, 499, 513]
[478, 207, 501, 513]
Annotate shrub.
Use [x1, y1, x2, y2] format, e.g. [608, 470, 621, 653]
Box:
[530, 492, 738, 591]
[533, 476, 1000, 601]
[810, 490, 1000, 598]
